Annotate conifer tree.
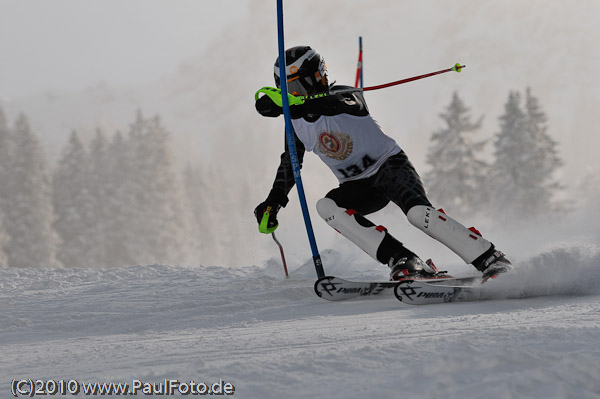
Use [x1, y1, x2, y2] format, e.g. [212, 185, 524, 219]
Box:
[130, 114, 190, 264]
[88, 129, 110, 265]
[103, 131, 137, 266]
[0, 217, 8, 266]
[53, 131, 104, 267]
[490, 89, 563, 219]
[0, 107, 10, 197]
[124, 112, 152, 264]
[108, 111, 190, 266]
[183, 163, 213, 261]
[523, 87, 563, 211]
[0, 107, 11, 264]
[489, 91, 527, 218]
[424, 92, 488, 217]
[6, 114, 58, 267]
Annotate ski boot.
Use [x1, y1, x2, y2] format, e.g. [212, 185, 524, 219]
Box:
[389, 255, 450, 281]
[474, 247, 512, 282]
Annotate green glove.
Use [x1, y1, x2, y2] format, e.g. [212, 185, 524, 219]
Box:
[254, 87, 306, 107]
[254, 201, 281, 234]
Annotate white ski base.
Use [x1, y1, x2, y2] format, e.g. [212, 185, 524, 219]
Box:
[314, 275, 481, 301]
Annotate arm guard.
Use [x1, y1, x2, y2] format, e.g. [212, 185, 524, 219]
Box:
[267, 132, 306, 207]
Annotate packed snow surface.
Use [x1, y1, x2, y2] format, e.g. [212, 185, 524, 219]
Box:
[2, 244, 600, 398]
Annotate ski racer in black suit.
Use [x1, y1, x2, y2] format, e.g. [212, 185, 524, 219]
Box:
[254, 46, 511, 281]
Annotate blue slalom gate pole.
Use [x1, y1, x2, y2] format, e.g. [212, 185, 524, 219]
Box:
[276, 0, 325, 278]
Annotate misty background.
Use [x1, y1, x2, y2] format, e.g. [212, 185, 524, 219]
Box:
[1, 0, 599, 270]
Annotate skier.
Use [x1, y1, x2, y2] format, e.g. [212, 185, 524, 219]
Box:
[253, 46, 511, 281]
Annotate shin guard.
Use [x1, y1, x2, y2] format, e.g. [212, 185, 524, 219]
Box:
[316, 198, 409, 264]
[406, 205, 492, 264]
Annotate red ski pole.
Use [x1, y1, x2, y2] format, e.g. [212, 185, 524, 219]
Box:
[271, 232, 289, 278]
[363, 63, 465, 91]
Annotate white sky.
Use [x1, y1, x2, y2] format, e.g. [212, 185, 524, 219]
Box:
[0, 0, 248, 98]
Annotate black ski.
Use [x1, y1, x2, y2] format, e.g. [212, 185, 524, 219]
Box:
[314, 275, 481, 301]
[393, 279, 483, 305]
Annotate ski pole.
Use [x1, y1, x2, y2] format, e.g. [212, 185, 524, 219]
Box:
[271, 232, 289, 278]
[363, 63, 464, 91]
[259, 209, 289, 278]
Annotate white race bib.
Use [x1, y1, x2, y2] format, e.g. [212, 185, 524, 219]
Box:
[292, 114, 401, 182]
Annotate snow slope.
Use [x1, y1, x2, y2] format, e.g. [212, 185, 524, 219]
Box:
[2, 245, 600, 399]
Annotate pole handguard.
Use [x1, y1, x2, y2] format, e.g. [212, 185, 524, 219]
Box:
[255, 87, 305, 107]
[259, 207, 278, 234]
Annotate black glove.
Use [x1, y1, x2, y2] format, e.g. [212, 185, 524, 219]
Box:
[254, 199, 281, 234]
[255, 94, 282, 117]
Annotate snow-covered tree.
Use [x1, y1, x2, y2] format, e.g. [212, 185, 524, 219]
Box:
[88, 129, 111, 265]
[103, 131, 137, 267]
[183, 164, 207, 260]
[183, 162, 226, 263]
[489, 91, 527, 218]
[53, 131, 105, 267]
[0, 107, 11, 264]
[101, 112, 191, 266]
[523, 87, 563, 211]
[128, 114, 191, 264]
[424, 92, 488, 217]
[0, 107, 11, 196]
[576, 166, 600, 211]
[0, 216, 8, 266]
[489, 89, 563, 219]
[6, 114, 58, 267]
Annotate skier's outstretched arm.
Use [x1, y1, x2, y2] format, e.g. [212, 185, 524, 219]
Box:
[255, 86, 368, 119]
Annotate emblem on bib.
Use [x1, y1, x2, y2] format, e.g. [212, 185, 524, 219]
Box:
[317, 132, 353, 160]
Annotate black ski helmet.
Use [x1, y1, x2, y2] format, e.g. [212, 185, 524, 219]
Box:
[274, 46, 329, 96]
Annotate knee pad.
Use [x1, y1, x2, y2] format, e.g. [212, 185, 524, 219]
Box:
[406, 205, 492, 264]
